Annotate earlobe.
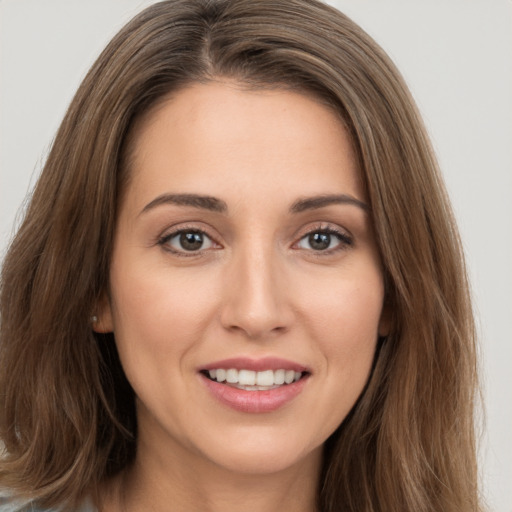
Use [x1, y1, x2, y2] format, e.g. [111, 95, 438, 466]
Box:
[91, 294, 114, 333]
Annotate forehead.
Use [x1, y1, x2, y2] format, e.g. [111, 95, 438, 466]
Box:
[121, 81, 364, 212]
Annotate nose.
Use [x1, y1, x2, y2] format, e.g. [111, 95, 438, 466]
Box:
[220, 244, 293, 340]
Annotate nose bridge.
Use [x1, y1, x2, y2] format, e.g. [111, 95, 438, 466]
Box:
[221, 235, 291, 338]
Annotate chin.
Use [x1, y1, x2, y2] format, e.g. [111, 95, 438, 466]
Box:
[190, 428, 324, 476]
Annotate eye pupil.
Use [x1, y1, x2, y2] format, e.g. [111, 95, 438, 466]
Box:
[309, 232, 330, 250]
[180, 231, 204, 251]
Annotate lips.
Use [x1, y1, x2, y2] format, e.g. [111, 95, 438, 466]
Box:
[199, 357, 310, 413]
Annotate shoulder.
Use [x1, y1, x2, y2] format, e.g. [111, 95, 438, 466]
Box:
[0, 495, 96, 512]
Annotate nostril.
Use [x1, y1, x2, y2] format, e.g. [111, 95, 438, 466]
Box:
[219, 278, 293, 339]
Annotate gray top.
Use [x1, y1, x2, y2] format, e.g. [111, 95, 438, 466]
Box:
[0, 496, 96, 512]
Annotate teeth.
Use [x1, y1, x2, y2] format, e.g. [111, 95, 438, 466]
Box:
[285, 370, 295, 384]
[206, 368, 304, 387]
[238, 369, 256, 386]
[256, 370, 274, 386]
[226, 369, 238, 383]
[274, 369, 285, 385]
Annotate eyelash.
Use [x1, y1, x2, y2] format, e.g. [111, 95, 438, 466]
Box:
[157, 224, 353, 256]
[294, 225, 353, 254]
[157, 225, 219, 257]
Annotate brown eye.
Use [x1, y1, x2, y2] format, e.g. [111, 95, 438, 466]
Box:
[179, 232, 205, 251]
[160, 230, 214, 253]
[308, 232, 331, 250]
[296, 229, 352, 252]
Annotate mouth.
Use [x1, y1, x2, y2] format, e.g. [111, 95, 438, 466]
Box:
[199, 358, 311, 413]
[201, 368, 308, 391]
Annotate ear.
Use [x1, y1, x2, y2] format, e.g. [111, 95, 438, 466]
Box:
[92, 293, 114, 333]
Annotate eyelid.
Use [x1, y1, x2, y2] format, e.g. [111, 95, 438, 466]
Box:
[155, 221, 353, 256]
[292, 223, 353, 253]
[157, 223, 222, 255]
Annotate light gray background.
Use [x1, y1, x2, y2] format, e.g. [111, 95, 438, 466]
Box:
[1, 1, 511, 510]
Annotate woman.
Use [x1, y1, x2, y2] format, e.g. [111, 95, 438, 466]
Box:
[0, 0, 482, 511]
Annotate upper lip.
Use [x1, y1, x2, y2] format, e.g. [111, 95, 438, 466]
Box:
[200, 357, 309, 373]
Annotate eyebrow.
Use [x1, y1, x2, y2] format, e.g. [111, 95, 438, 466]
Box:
[140, 192, 369, 216]
[140, 193, 228, 215]
[290, 194, 369, 213]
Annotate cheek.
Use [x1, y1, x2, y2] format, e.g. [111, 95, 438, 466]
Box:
[299, 265, 384, 370]
[285, 265, 385, 445]
[109, 261, 221, 358]
[304, 269, 384, 328]
[107, 264, 212, 412]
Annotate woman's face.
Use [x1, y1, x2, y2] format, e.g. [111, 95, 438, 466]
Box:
[98, 82, 388, 476]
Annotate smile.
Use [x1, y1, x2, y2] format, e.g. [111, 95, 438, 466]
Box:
[204, 368, 304, 390]
[199, 358, 310, 413]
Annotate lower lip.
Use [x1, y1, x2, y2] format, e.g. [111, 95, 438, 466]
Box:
[201, 374, 308, 413]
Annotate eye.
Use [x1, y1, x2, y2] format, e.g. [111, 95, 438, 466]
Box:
[296, 229, 352, 252]
[159, 229, 216, 253]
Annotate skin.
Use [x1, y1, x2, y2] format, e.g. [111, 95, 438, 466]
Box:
[96, 81, 388, 512]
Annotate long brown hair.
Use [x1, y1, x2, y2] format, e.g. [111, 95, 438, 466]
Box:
[0, 1, 482, 510]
